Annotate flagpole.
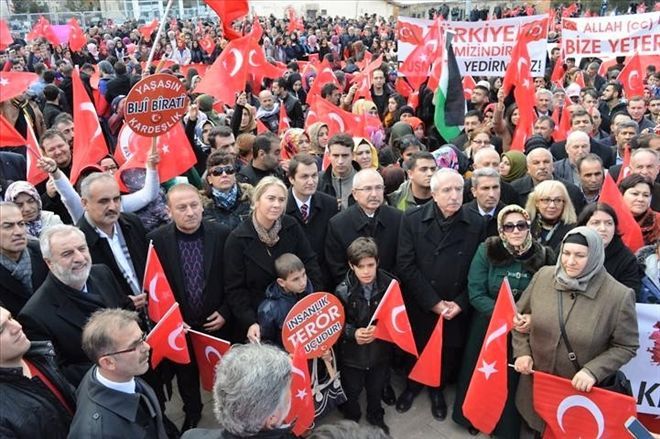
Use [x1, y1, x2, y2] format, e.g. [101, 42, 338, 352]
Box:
[146, 0, 174, 70]
[367, 279, 396, 327]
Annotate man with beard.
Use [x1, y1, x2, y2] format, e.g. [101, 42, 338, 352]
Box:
[597, 81, 627, 132]
[69, 309, 167, 438]
[237, 132, 286, 186]
[18, 225, 132, 386]
[576, 154, 605, 204]
[388, 151, 437, 211]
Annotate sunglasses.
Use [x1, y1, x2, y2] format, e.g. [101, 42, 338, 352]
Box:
[501, 222, 530, 233]
[209, 166, 236, 176]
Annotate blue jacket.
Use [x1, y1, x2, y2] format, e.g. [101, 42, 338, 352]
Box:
[257, 280, 314, 347]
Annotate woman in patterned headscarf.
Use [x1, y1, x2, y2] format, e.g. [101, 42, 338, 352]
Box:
[4, 181, 63, 238]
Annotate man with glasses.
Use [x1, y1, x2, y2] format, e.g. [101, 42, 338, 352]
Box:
[18, 225, 132, 386]
[69, 308, 167, 438]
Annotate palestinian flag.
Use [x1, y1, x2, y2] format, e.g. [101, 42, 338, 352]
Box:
[433, 32, 465, 142]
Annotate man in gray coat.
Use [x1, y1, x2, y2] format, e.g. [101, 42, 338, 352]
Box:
[68, 309, 167, 439]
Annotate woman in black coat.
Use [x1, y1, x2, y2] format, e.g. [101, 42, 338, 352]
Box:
[577, 202, 643, 294]
[224, 176, 322, 342]
[525, 180, 577, 252]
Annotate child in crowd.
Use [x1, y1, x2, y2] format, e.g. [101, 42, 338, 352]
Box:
[335, 237, 395, 435]
[257, 253, 314, 347]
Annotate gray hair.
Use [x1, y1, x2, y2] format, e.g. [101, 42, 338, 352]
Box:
[535, 88, 552, 99]
[352, 168, 383, 189]
[213, 344, 292, 435]
[430, 168, 463, 193]
[471, 167, 500, 188]
[472, 148, 500, 169]
[79, 172, 117, 199]
[82, 308, 140, 364]
[618, 119, 639, 133]
[309, 420, 390, 439]
[566, 130, 590, 147]
[526, 147, 553, 166]
[39, 224, 85, 259]
[631, 148, 658, 163]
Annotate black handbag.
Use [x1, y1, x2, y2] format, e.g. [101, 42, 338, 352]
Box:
[557, 292, 633, 396]
[311, 349, 347, 420]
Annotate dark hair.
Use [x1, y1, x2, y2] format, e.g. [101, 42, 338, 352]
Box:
[113, 61, 127, 75]
[581, 87, 599, 100]
[473, 85, 489, 95]
[253, 132, 278, 157]
[53, 112, 73, 126]
[275, 77, 287, 89]
[394, 105, 415, 122]
[465, 109, 484, 123]
[288, 153, 318, 179]
[287, 61, 300, 72]
[570, 108, 592, 125]
[576, 153, 603, 173]
[274, 253, 305, 280]
[618, 173, 653, 195]
[536, 115, 555, 129]
[40, 128, 68, 145]
[206, 150, 235, 169]
[43, 84, 60, 101]
[605, 81, 623, 98]
[320, 83, 339, 99]
[327, 133, 353, 150]
[347, 237, 379, 266]
[42, 70, 55, 83]
[576, 202, 619, 233]
[407, 151, 436, 170]
[209, 126, 234, 149]
[395, 134, 423, 155]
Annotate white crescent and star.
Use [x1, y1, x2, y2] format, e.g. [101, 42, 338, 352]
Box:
[477, 359, 498, 380]
[629, 70, 641, 88]
[556, 395, 605, 438]
[204, 346, 222, 364]
[484, 323, 509, 349]
[291, 365, 306, 379]
[148, 273, 160, 302]
[248, 49, 259, 68]
[228, 48, 244, 77]
[80, 102, 102, 140]
[391, 305, 407, 334]
[0, 77, 8, 86]
[167, 324, 185, 351]
[328, 113, 345, 132]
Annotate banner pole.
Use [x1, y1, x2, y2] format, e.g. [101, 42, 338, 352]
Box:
[146, 0, 174, 70]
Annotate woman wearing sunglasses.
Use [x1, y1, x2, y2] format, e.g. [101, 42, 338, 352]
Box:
[526, 180, 577, 252]
[202, 151, 253, 231]
[453, 205, 555, 437]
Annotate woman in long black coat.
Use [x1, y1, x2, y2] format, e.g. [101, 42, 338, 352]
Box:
[224, 176, 322, 342]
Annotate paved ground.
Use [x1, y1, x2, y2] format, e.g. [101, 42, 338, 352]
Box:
[166, 372, 483, 438]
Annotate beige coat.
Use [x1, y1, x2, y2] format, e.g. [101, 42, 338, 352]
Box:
[512, 266, 639, 433]
[0, 99, 46, 141]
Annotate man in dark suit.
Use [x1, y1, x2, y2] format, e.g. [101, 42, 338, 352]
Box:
[0, 152, 26, 198]
[77, 173, 148, 309]
[104, 61, 132, 105]
[0, 202, 49, 315]
[549, 109, 614, 168]
[148, 183, 231, 432]
[18, 225, 132, 386]
[286, 154, 338, 290]
[511, 148, 586, 215]
[464, 167, 505, 237]
[396, 169, 487, 421]
[463, 148, 520, 206]
[69, 308, 167, 438]
[325, 168, 402, 287]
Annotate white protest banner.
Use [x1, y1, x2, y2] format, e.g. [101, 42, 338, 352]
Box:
[620, 303, 660, 415]
[397, 15, 548, 77]
[561, 11, 660, 57]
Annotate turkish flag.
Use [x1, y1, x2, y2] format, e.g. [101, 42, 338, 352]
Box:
[307, 58, 339, 100]
[599, 173, 644, 252]
[204, 0, 249, 40]
[26, 123, 48, 185]
[278, 103, 290, 135]
[307, 95, 360, 138]
[0, 113, 26, 146]
[463, 76, 476, 101]
[395, 77, 413, 98]
[114, 123, 197, 188]
[287, 8, 304, 33]
[574, 70, 586, 89]
[0, 71, 39, 103]
[408, 315, 443, 387]
[396, 19, 424, 45]
[67, 18, 86, 52]
[70, 68, 109, 185]
[617, 53, 645, 99]
[463, 278, 517, 434]
[0, 20, 12, 51]
[552, 96, 573, 142]
[510, 42, 536, 152]
[550, 55, 566, 87]
[285, 344, 315, 436]
[26, 16, 59, 46]
[146, 303, 191, 368]
[195, 32, 250, 111]
[399, 19, 441, 91]
[371, 280, 418, 357]
[562, 3, 578, 17]
[189, 330, 231, 391]
[533, 371, 636, 439]
[199, 35, 215, 55]
[139, 19, 158, 40]
[144, 242, 176, 323]
[246, 26, 288, 90]
[616, 146, 631, 185]
[256, 118, 269, 134]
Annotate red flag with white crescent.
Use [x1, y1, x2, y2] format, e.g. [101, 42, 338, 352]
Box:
[144, 242, 176, 323]
[0, 113, 27, 146]
[372, 279, 418, 357]
[462, 278, 517, 434]
[26, 123, 48, 185]
[617, 53, 645, 99]
[0, 71, 39, 103]
[599, 173, 644, 252]
[285, 344, 314, 436]
[408, 315, 443, 387]
[146, 303, 191, 368]
[189, 330, 231, 391]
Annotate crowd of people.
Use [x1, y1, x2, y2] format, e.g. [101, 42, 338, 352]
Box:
[0, 4, 659, 439]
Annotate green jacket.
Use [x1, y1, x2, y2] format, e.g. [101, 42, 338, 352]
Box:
[387, 180, 420, 212]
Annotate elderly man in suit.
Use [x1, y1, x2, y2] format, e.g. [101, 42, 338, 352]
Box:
[69, 308, 167, 438]
[148, 183, 232, 432]
[18, 225, 132, 386]
[396, 169, 487, 421]
[0, 202, 48, 315]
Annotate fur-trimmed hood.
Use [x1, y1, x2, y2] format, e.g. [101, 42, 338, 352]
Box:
[485, 236, 555, 273]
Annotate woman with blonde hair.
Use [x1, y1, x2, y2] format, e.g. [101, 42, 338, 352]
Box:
[526, 180, 577, 252]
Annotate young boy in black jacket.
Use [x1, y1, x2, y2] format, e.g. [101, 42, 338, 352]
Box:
[334, 237, 394, 435]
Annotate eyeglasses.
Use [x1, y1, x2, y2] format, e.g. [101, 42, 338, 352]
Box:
[501, 222, 530, 233]
[539, 198, 565, 206]
[101, 332, 147, 357]
[209, 166, 236, 176]
[354, 185, 384, 193]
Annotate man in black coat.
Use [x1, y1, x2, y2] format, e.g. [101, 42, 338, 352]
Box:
[511, 148, 586, 215]
[0, 203, 49, 315]
[78, 173, 148, 309]
[0, 151, 26, 198]
[104, 61, 132, 105]
[325, 169, 402, 288]
[462, 148, 520, 206]
[148, 184, 231, 432]
[549, 109, 614, 168]
[0, 306, 76, 439]
[18, 225, 132, 386]
[464, 167, 505, 238]
[286, 154, 338, 290]
[273, 77, 305, 128]
[396, 169, 487, 421]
